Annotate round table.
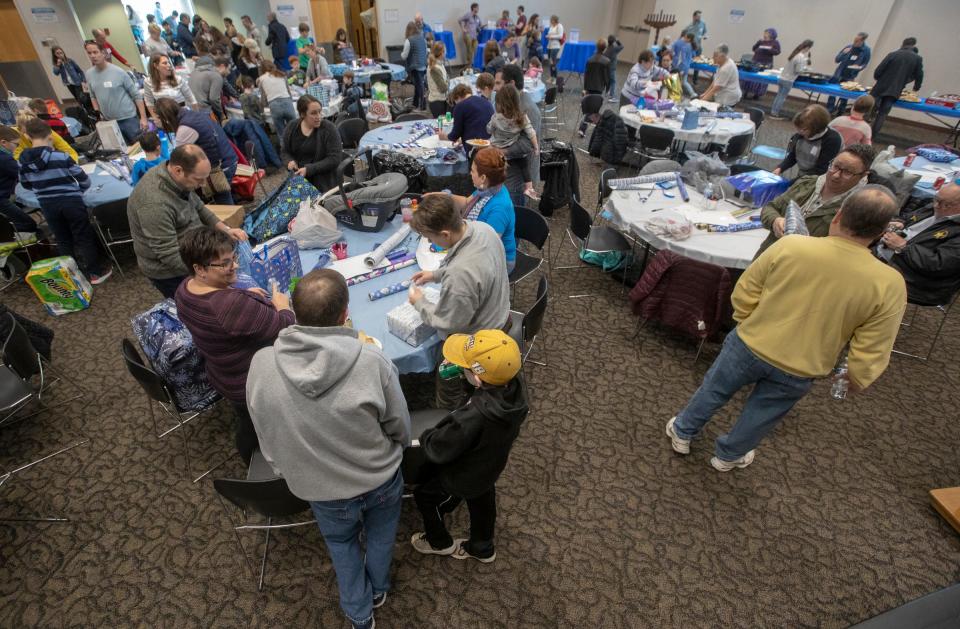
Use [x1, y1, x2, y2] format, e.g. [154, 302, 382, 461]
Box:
[328, 63, 407, 83]
[449, 74, 546, 103]
[605, 186, 767, 269]
[434, 31, 458, 59]
[888, 155, 960, 199]
[358, 120, 469, 178]
[298, 216, 440, 373]
[619, 105, 756, 148]
[557, 41, 595, 74]
[16, 162, 132, 209]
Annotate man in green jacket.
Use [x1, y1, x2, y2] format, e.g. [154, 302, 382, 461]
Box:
[756, 144, 875, 257]
[128, 144, 248, 298]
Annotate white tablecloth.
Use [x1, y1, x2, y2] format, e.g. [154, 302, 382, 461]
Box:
[605, 187, 767, 269]
[619, 106, 756, 145]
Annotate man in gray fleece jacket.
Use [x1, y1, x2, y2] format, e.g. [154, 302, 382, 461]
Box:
[408, 194, 510, 338]
[188, 55, 228, 119]
[246, 269, 410, 629]
[127, 144, 247, 298]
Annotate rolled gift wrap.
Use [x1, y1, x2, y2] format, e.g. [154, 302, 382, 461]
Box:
[369, 280, 412, 301]
[695, 220, 764, 233]
[608, 172, 677, 190]
[346, 255, 417, 286]
[364, 224, 412, 267]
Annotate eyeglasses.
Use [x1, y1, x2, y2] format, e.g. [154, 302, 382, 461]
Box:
[827, 160, 866, 178]
[207, 254, 239, 269]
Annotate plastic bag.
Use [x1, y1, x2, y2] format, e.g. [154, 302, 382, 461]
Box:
[372, 151, 427, 193]
[784, 200, 809, 236]
[288, 199, 343, 249]
[366, 99, 391, 123]
[236, 240, 255, 276]
[643, 211, 693, 241]
[372, 82, 389, 102]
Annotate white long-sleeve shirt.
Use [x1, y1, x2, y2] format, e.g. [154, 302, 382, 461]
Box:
[546, 24, 564, 50]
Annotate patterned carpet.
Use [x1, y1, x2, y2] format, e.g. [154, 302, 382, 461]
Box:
[1, 73, 958, 628]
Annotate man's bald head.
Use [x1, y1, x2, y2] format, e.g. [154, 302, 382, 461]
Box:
[836, 185, 899, 239]
[934, 182, 960, 218]
[292, 269, 349, 327]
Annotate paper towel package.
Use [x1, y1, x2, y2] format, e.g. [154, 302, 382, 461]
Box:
[386, 287, 440, 346]
[25, 256, 93, 316]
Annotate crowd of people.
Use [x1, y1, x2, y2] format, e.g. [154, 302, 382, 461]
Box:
[1, 5, 958, 629]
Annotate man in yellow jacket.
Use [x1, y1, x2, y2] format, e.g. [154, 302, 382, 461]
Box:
[665, 185, 907, 472]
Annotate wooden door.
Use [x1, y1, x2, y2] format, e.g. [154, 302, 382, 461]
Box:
[311, 0, 346, 42]
[349, 0, 377, 59]
[0, 0, 40, 63]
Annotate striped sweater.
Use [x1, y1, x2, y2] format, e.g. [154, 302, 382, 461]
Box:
[18, 146, 89, 205]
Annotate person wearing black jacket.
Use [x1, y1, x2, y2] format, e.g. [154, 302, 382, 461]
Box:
[876, 182, 960, 306]
[177, 14, 197, 58]
[410, 330, 529, 563]
[578, 40, 610, 136]
[870, 37, 923, 137]
[281, 95, 344, 193]
[265, 12, 291, 65]
[773, 104, 842, 179]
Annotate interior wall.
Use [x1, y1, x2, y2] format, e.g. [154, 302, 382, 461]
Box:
[651, 0, 958, 126]
[220, 0, 269, 41]
[267, 0, 312, 38]
[11, 0, 89, 102]
[191, 0, 224, 30]
[70, 0, 144, 71]
[373, 0, 621, 65]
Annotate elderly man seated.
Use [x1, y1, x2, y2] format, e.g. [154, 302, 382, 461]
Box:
[875, 181, 960, 306]
[756, 143, 875, 257]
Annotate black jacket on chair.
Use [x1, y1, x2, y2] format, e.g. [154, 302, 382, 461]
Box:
[588, 110, 629, 165]
[870, 48, 923, 100]
[888, 216, 960, 306]
[583, 53, 611, 93]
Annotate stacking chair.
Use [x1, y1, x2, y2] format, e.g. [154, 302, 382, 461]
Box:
[553, 197, 633, 298]
[89, 199, 133, 277]
[541, 86, 561, 135]
[213, 450, 315, 591]
[629, 126, 675, 170]
[718, 133, 752, 164]
[0, 216, 44, 291]
[1, 313, 84, 428]
[573, 93, 605, 150]
[510, 205, 551, 291]
[394, 112, 430, 122]
[892, 293, 958, 361]
[508, 275, 549, 372]
[337, 118, 368, 155]
[243, 140, 270, 199]
[121, 339, 228, 483]
[638, 159, 682, 176]
[749, 107, 788, 163]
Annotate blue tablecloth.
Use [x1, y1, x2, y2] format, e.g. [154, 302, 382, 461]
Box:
[889, 155, 960, 199]
[64, 116, 81, 137]
[478, 28, 509, 45]
[299, 216, 440, 373]
[359, 120, 470, 178]
[557, 41, 596, 74]
[328, 63, 407, 83]
[449, 74, 546, 103]
[435, 31, 457, 59]
[15, 164, 133, 209]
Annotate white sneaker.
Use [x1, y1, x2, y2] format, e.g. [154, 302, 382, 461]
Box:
[710, 450, 756, 472]
[410, 532, 456, 556]
[665, 417, 690, 454]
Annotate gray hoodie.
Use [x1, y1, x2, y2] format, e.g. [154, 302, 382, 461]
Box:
[413, 221, 510, 338]
[246, 325, 411, 501]
[188, 56, 225, 118]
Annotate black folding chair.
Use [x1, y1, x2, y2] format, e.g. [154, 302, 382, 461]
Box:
[553, 197, 633, 298]
[541, 86, 561, 134]
[337, 118, 368, 155]
[508, 275, 549, 372]
[394, 112, 429, 122]
[719, 133, 752, 163]
[573, 93, 605, 148]
[892, 293, 958, 362]
[510, 205, 551, 290]
[243, 140, 270, 199]
[121, 339, 228, 483]
[89, 199, 133, 277]
[629, 126, 675, 170]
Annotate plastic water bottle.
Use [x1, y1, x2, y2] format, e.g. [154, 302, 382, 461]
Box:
[830, 356, 849, 400]
[158, 130, 170, 159]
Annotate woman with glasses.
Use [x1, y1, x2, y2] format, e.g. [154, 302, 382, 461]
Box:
[773, 104, 843, 179]
[174, 226, 295, 464]
[755, 143, 876, 257]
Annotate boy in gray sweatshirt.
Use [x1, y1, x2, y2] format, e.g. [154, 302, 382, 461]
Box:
[246, 269, 410, 629]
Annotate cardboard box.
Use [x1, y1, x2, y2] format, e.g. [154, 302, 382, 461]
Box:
[207, 204, 245, 228]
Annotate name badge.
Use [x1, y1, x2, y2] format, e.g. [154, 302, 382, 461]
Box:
[810, 145, 820, 156]
[103, 81, 113, 88]
[849, 55, 858, 61]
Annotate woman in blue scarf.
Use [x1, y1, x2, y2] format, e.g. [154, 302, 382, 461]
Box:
[438, 146, 517, 273]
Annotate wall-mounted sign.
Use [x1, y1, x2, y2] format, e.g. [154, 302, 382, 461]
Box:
[31, 7, 59, 23]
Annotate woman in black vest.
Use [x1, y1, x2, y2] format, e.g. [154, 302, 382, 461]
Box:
[281, 95, 344, 193]
[402, 21, 428, 111]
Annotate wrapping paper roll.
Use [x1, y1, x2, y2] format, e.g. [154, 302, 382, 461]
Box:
[346, 255, 417, 286]
[364, 224, 412, 267]
[695, 220, 764, 233]
[369, 280, 412, 301]
[608, 172, 678, 190]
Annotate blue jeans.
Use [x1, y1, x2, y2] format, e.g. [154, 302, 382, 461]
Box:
[680, 71, 696, 98]
[607, 66, 617, 98]
[409, 68, 426, 110]
[547, 48, 559, 78]
[269, 98, 297, 148]
[115, 116, 142, 145]
[770, 79, 794, 117]
[309, 468, 404, 628]
[673, 329, 814, 461]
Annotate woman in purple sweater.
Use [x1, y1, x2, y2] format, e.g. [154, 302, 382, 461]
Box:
[174, 226, 295, 463]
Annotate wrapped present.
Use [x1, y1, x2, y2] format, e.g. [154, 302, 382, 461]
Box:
[25, 257, 93, 316]
[249, 236, 303, 292]
[724, 171, 790, 208]
[387, 287, 439, 346]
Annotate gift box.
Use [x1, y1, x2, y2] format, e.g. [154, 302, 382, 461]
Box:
[25, 257, 93, 316]
[386, 287, 440, 347]
[725, 171, 790, 208]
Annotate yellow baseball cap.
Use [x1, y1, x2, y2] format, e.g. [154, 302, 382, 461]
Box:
[442, 330, 522, 386]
